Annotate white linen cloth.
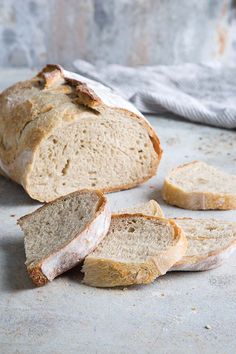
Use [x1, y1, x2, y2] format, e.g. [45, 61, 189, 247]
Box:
[74, 60, 236, 129]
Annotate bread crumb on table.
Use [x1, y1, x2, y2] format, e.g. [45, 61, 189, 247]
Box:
[204, 325, 212, 330]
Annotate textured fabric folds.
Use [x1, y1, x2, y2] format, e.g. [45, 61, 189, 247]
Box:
[74, 60, 236, 129]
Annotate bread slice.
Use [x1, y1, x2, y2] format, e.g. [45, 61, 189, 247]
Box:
[171, 218, 236, 271]
[162, 161, 236, 210]
[0, 64, 162, 202]
[82, 214, 187, 287]
[18, 190, 111, 286]
[117, 200, 164, 217]
[124, 202, 236, 271]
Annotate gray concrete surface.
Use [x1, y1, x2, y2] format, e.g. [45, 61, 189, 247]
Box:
[0, 70, 236, 354]
[0, 0, 236, 68]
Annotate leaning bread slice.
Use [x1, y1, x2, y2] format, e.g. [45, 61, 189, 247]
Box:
[0, 64, 162, 202]
[117, 200, 164, 217]
[162, 161, 236, 210]
[18, 190, 111, 286]
[171, 218, 236, 271]
[82, 215, 187, 287]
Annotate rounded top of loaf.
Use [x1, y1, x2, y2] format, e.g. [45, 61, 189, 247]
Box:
[38, 65, 162, 158]
[38, 64, 145, 118]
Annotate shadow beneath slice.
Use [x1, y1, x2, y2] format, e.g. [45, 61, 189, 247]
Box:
[62, 263, 84, 284]
[1, 237, 34, 292]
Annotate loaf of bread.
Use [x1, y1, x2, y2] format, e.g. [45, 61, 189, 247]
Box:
[82, 214, 187, 287]
[0, 65, 162, 202]
[18, 190, 111, 286]
[162, 161, 236, 210]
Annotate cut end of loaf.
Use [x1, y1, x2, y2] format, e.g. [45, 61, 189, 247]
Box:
[0, 64, 161, 203]
[25, 107, 160, 202]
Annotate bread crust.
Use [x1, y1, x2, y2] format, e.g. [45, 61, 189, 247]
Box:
[0, 64, 162, 202]
[171, 244, 236, 271]
[18, 190, 111, 286]
[162, 161, 236, 210]
[82, 214, 187, 288]
[117, 200, 164, 217]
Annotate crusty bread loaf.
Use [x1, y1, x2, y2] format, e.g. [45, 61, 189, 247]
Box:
[162, 161, 236, 210]
[118, 200, 164, 217]
[82, 214, 187, 287]
[0, 64, 162, 202]
[18, 190, 111, 286]
[171, 218, 236, 271]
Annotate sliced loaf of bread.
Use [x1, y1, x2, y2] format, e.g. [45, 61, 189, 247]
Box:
[18, 190, 111, 286]
[0, 64, 162, 202]
[82, 214, 187, 287]
[117, 200, 164, 217]
[162, 161, 236, 210]
[171, 218, 236, 271]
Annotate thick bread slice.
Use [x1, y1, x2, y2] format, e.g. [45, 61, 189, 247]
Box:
[171, 218, 236, 271]
[0, 64, 162, 202]
[117, 200, 164, 217]
[82, 215, 187, 287]
[18, 190, 111, 286]
[162, 161, 236, 210]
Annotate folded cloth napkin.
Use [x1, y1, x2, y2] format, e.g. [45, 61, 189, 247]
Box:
[74, 60, 236, 129]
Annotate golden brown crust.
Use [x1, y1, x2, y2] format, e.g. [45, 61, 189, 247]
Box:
[27, 264, 49, 287]
[82, 215, 187, 288]
[82, 258, 159, 287]
[0, 64, 162, 202]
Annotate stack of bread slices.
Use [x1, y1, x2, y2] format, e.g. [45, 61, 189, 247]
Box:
[1, 65, 236, 288]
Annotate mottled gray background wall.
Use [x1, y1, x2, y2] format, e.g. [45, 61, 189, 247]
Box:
[0, 0, 236, 68]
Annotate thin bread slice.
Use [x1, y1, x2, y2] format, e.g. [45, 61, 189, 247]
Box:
[126, 203, 236, 271]
[162, 161, 236, 210]
[117, 200, 164, 217]
[171, 218, 236, 271]
[18, 190, 111, 286]
[82, 214, 187, 287]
